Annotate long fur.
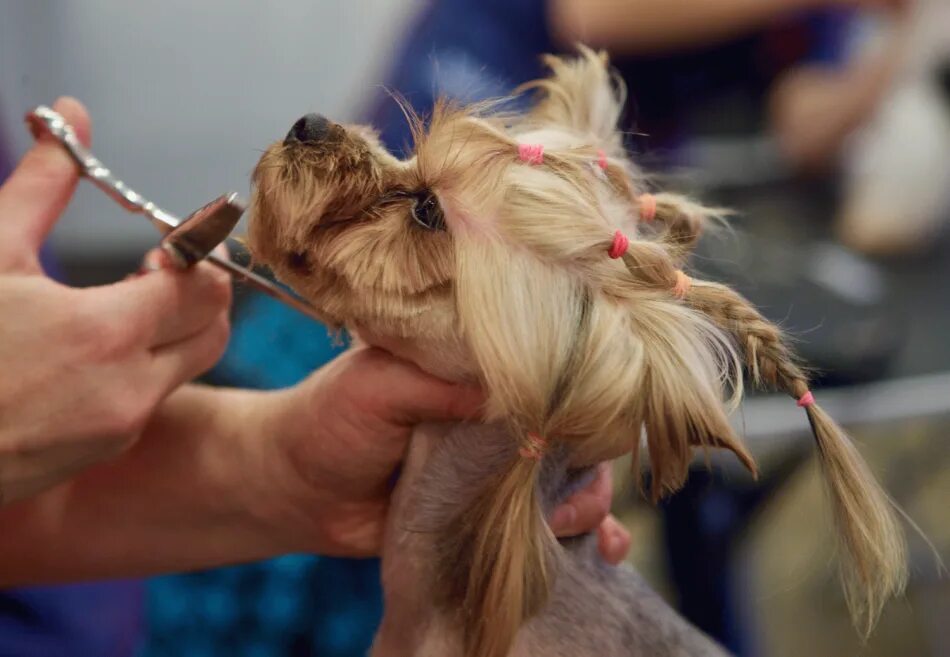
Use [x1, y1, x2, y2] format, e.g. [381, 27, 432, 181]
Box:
[247, 46, 907, 656]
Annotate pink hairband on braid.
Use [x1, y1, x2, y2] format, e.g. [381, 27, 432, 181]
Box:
[518, 143, 544, 165]
[638, 194, 657, 223]
[608, 230, 629, 259]
[673, 270, 691, 299]
[596, 149, 609, 171]
[608, 231, 691, 302]
[519, 433, 547, 460]
[797, 390, 816, 408]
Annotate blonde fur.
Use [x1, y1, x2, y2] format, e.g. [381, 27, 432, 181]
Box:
[248, 46, 906, 657]
[685, 280, 908, 634]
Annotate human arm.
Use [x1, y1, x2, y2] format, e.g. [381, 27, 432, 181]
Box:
[0, 348, 628, 585]
[0, 97, 232, 505]
[549, 0, 908, 54]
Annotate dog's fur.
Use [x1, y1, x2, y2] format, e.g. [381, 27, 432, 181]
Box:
[248, 48, 907, 657]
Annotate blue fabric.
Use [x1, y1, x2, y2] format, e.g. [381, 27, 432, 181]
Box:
[0, 582, 145, 657]
[142, 295, 384, 657]
[145, 555, 382, 657]
[368, 0, 552, 154]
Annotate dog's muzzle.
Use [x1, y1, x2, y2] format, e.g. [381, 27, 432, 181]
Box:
[284, 113, 333, 145]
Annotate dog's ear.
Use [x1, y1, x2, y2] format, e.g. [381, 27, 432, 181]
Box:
[518, 45, 623, 149]
[610, 297, 752, 500]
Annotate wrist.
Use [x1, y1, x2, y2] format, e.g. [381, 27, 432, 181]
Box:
[218, 383, 327, 553]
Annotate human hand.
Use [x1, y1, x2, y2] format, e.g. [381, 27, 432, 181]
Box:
[0, 98, 232, 505]
[247, 347, 630, 562]
[550, 463, 632, 565]
[819, 0, 911, 11]
[853, 0, 910, 10]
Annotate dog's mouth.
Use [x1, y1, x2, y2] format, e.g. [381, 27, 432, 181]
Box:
[245, 112, 461, 337]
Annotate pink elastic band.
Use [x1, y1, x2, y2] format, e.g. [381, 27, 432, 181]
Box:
[596, 149, 609, 171]
[519, 433, 547, 460]
[518, 143, 544, 165]
[797, 391, 815, 408]
[608, 230, 629, 259]
[673, 270, 691, 299]
[639, 194, 657, 223]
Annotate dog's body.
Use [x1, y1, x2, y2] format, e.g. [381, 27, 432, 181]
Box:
[372, 421, 729, 657]
[248, 48, 905, 657]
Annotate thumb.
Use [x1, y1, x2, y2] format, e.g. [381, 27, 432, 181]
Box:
[0, 97, 92, 272]
[354, 348, 485, 425]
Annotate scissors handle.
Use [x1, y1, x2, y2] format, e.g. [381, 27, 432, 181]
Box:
[27, 106, 180, 233]
[24, 105, 325, 323]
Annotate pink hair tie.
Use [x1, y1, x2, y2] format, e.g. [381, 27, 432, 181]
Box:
[673, 270, 691, 299]
[519, 433, 547, 460]
[596, 149, 609, 171]
[797, 391, 815, 408]
[518, 143, 544, 165]
[608, 230, 629, 259]
[639, 194, 657, 223]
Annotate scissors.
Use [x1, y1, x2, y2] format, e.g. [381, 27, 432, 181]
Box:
[25, 105, 322, 322]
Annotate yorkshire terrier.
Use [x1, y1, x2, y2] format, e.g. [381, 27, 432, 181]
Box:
[248, 48, 907, 657]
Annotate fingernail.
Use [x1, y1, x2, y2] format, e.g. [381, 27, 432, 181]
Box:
[607, 535, 619, 555]
[550, 506, 576, 533]
[607, 535, 624, 563]
[211, 243, 230, 261]
[140, 249, 172, 273]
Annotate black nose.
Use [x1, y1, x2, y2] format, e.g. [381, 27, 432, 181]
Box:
[284, 113, 332, 145]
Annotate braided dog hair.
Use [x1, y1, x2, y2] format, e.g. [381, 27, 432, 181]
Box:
[438, 48, 906, 655]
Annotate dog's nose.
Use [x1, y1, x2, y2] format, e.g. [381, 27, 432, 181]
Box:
[284, 113, 332, 145]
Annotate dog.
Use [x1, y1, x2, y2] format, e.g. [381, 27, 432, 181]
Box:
[247, 48, 907, 657]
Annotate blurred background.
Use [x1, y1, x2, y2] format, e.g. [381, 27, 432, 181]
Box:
[1, 1, 948, 656]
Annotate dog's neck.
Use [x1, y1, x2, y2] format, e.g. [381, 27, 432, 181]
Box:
[372, 421, 583, 657]
[370, 421, 453, 657]
[355, 327, 482, 655]
[355, 328, 591, 656]
[352, 326, 479, 384]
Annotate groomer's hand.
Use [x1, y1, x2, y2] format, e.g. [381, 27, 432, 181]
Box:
[250, 347, 630, 562]
[0, 97, 232, 505]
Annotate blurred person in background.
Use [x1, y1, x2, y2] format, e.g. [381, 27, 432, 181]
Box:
[831, 0, 950, 255]
[369, 0, 906, 161]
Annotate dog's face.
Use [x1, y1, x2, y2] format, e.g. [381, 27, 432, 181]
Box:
[248, 112, 457, 342]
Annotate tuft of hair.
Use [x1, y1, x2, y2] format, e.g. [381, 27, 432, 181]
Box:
[804, 403, 908, 635]
[683, 278, 908, 634]
[626, 298, 753, 500]
[518, 45, 625, 151]
[437, 452, 558, 657]
[648, 192, 730, 265]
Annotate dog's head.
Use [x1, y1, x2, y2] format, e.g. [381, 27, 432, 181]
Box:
[249, 110, 457, 338]
[249, 47, 905, 657]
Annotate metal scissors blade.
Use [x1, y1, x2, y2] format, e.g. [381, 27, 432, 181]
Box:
[25, 105, 324, 323]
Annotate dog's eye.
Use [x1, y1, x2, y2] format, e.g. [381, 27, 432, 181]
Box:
[287, 251, 310, 273]
[410, 193, 445, 231]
